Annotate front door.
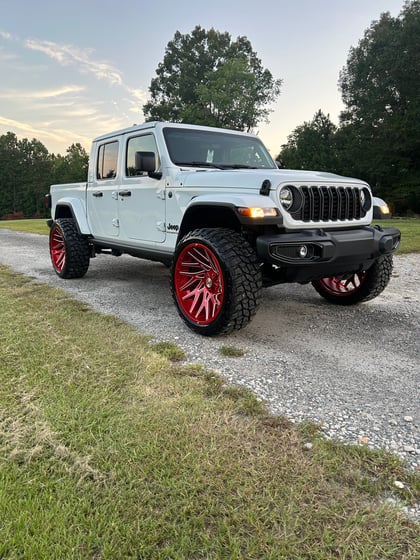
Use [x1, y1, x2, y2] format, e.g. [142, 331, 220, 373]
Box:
[118, 133, 166, 244]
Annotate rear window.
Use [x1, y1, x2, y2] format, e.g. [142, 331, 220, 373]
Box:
[97, 141, 119, 180]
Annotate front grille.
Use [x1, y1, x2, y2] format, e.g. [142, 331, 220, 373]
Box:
[287, 185, 367, 222]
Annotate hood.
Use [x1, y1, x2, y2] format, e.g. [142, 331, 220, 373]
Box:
[175, 167, 367, 190]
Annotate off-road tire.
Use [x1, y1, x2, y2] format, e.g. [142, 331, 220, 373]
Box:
[171, 228, 262, 335]
[312, 255, 393, 305]
[49, 218, 90, 279]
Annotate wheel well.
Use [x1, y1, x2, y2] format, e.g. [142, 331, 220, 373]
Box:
[54, 205, 74, 220]
[54, 205, 88, 237]
[178, 205, 241, 240]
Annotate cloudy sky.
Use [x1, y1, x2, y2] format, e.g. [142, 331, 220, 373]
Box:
[0, 0, 406, 157]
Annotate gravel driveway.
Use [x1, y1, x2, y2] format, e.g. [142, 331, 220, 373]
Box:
[1, 228, 419, 470]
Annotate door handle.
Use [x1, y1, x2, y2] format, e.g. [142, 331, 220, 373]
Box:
[92, 191, 103, 197]
[119, 190, 132, 197]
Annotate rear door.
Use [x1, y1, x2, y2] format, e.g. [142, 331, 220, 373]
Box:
[87, 140, 120, 238]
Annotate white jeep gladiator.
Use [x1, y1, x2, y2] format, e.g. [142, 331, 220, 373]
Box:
[47, 121, 400, 335]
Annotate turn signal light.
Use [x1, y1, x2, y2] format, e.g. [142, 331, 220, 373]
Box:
[237, 207, 278, 218]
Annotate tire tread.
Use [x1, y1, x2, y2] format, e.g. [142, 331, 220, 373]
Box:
[50, 218, 90, 279]
[172, 228, 262, 335]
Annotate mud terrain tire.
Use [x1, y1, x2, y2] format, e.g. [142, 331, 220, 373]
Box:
[49, 218, 90, 279]
[172, 228, 262, 335]
[312, 255, 393, 305]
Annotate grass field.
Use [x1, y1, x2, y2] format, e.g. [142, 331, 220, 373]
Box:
[0, 265, 419, 558]
[0, 218, 418, 253]
[0, 218, 50, 235]
[379, 218, 420, 253]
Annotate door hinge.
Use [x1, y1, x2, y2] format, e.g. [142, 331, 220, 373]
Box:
[156, 189, 166, 200]
[156, 221, 165, 232]
[112, 218, 120, 228]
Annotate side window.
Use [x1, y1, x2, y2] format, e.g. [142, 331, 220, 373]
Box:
[97, 141, 119, 180]
[126, 134, 159, 176]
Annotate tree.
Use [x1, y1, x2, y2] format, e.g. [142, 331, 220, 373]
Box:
[0, 132, 20, 216]
[51, 143, 89, 185]
[143, 26, 282, 131]
[278, 110, 338, 171]
[338, 0, 420, 212]
[0, 133, 89, 218]
[19, 137, 53, 216]
[0, 133, 52, 217]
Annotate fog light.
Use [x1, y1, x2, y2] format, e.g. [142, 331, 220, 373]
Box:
[299, 245, 308, 258]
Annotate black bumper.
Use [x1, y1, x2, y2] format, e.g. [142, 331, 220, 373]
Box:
[256, 226, 401, 283]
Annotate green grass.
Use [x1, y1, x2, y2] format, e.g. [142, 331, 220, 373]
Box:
[1, 218, 419, 253]
[0, 218, 50, 235]
[0, 264, 418, 559]
[219, 345, 246, 357]
[375, 218, 420, 253]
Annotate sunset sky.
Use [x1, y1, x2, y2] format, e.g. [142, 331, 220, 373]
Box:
[0, 0, 406, 156]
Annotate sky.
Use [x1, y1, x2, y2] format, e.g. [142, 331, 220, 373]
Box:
[0, 0, 407, 158]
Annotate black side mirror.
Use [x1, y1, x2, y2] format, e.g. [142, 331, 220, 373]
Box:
[135, 151, 156, 173]
[134, 151, 162, 180]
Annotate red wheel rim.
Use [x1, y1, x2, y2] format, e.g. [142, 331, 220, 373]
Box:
[174, 243, 225, 325]
[50, 225, 66, 273]
[318, 272, 366, 296]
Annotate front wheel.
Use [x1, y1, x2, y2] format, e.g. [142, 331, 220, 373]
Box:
[312, 255, 393, 305]
[49, 218, 90, 278]
[171, 228, 262, 335]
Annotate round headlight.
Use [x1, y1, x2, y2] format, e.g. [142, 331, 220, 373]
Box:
[360, 189, 366, 206]
[280, 186, 294, 210]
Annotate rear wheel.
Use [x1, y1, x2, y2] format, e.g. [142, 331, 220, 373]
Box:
[172, 228, 262, 335]
[312, 255, 393, 305]
[49, 218, 90, 278]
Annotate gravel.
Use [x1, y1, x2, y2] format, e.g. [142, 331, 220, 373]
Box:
[1, 229, 419, 475]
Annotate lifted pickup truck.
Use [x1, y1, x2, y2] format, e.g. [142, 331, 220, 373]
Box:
[47, 121, 400, 335]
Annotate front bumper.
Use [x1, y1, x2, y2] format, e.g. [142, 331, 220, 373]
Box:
[256, 225, 401, 283]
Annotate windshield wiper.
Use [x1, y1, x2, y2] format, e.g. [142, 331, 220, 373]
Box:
[175, 161, 225, 170]
[175, 161, 264, 170]
[220, 164, 259, 169]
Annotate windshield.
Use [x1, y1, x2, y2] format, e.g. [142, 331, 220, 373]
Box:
[163, 127, 276, 170]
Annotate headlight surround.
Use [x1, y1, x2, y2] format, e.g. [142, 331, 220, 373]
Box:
[279, 186, 294, 210]
[360, 188, 372, 212]
[278, 185, 302, 214]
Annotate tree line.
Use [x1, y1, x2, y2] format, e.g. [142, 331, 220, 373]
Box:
[0, 133, 88, 219]
[278, 1, 420, 215]
[1, 1, 418, 218]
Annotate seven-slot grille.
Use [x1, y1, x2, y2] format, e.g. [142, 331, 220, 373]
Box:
[287, 185, 367, 222]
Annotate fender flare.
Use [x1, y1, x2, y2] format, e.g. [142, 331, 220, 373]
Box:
[186, 193, 279, 210]
[177, 193, 282, 241]
[53, 197, 91, 235]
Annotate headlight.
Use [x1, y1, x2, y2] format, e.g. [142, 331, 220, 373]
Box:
[280, 186, 294, 210]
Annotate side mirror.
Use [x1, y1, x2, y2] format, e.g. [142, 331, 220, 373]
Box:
[276, 160, 284, 169]
[134, 151, 162, 180]
[135, 151, 156, 173]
